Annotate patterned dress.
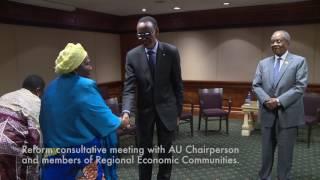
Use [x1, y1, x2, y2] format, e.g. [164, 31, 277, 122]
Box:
[0, 88, 41, 180]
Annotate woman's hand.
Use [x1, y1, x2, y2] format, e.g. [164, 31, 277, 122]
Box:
[120, 113, 130, 129]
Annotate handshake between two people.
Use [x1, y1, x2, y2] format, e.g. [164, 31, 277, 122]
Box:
[119, 113, 181, 128]
[119, 112, 131, 129]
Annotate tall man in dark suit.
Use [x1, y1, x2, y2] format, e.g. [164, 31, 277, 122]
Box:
[253, 30, 308, 180]
[121, 16, 183, 180]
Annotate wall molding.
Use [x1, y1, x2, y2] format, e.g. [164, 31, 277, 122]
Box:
[0, 1, 120, 33]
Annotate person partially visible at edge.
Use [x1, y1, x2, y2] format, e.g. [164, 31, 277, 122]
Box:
[0, 74, 45, 180]
[253, 30, 308, 180]
[121, 16, 184, 180]
[40, 43, 129, 180]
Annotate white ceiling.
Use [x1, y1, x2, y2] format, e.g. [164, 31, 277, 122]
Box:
[9, 0, 309, 16]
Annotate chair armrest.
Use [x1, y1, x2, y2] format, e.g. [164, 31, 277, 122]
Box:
[182, 98, 194, 114]
[183, 98, 193, 105]
[223, 97, 232, 113]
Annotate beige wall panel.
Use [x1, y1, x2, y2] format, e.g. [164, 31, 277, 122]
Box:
[216, 28, 263, 81]
[14, 26, 62, 87]
[0, 24, 121, 94]
[1, 23, 320, 95]
[0, 24, 18, 95]
[159, 32, 178, 46]
[287, 25, 316, 84]
[94, 33, 121, 83]
[170, 30, 218, 80]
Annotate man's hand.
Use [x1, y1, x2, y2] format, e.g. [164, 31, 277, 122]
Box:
[264, 98, 278, 110]
[120, 112, 130, 128]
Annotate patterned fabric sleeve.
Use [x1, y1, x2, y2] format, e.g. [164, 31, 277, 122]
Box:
[26, 116, 40, 148]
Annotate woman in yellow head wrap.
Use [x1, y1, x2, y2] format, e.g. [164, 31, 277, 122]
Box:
[55, 43, 91, 77]
[40, 43, 128, 180]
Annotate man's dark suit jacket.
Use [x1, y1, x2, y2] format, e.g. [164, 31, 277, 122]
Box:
[122, 42, 183, 131]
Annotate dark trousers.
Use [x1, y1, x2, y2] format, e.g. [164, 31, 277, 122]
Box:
[136, 111, 175, 180]
[259, 117, 298, 180]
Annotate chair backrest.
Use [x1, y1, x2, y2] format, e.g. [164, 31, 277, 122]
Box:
[198, 88, 223, 109]
[303, 93, 320, 116]
[105, 97, 120, 116]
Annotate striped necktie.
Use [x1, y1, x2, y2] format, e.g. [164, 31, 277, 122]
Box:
[273, 57, 281, 85]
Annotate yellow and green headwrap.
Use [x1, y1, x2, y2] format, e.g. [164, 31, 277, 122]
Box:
[54, 43, 88, 74]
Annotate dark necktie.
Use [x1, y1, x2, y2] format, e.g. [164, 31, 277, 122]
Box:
[273, 57, 281, 86]
[147, 50, 156, 66]
[147, 50, 156, 75]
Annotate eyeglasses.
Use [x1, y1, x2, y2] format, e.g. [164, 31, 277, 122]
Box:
[137, 32, 153, 40]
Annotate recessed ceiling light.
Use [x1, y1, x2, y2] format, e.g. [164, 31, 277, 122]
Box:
[173, 6, 181, 10]
[141, 8, 147, 12]
[223, 2, 230, 6]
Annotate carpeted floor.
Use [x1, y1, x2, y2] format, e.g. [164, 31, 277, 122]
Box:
[117, 117, 320, 180]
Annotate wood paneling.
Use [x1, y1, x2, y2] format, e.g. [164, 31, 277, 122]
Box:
[97, 81, 122, 100]
[0, 1, 120, 33]
[98, 80, 320, 110]
[120, 33, 140, 79]
[98, 81, 320, 120]
[307, 84, 320, 94]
